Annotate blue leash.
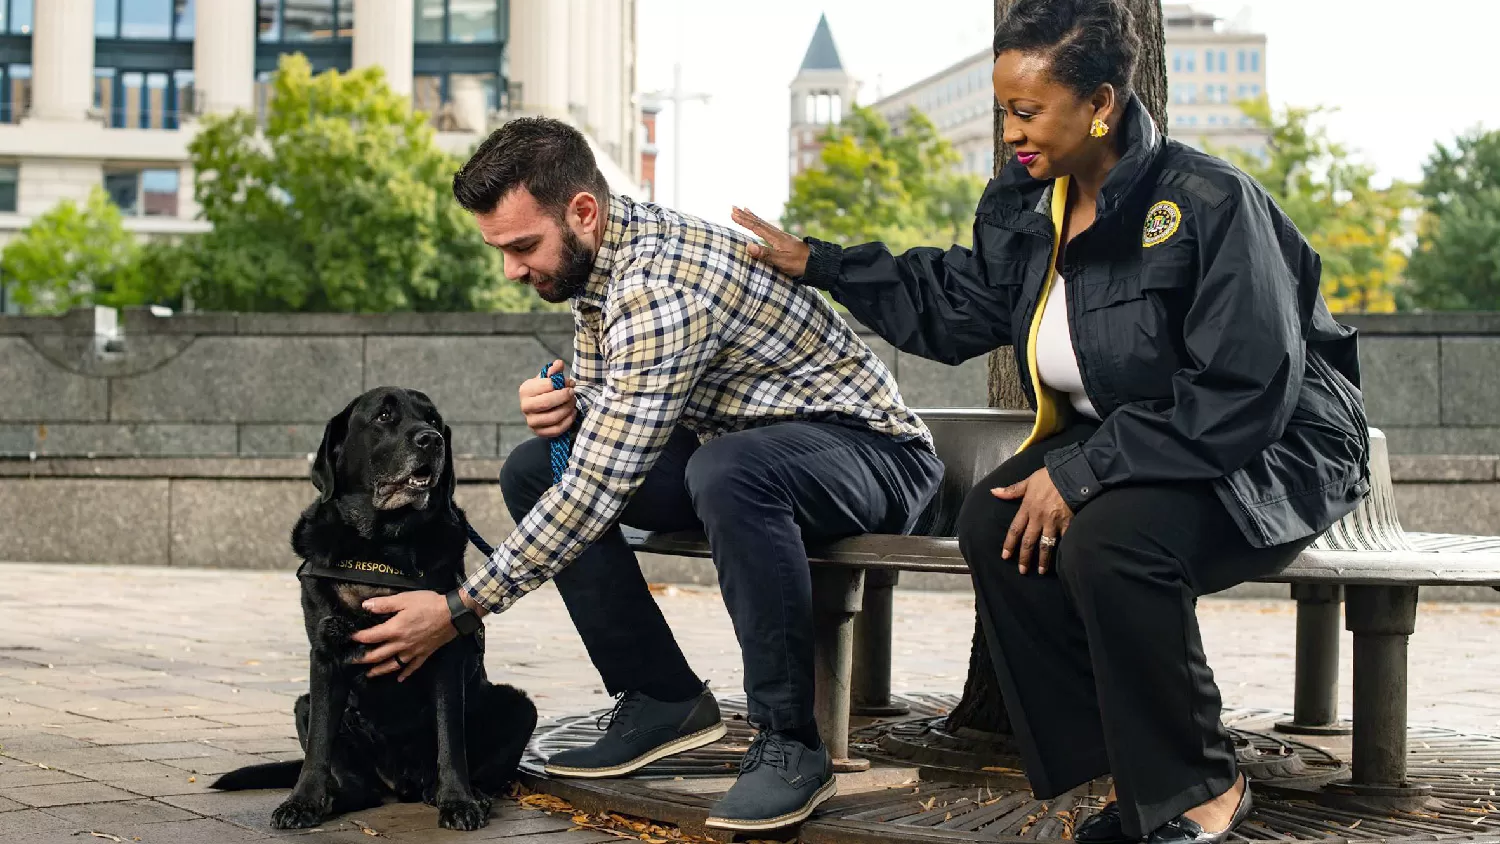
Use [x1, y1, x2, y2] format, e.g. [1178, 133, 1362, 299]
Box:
[465, 363, 576, 559]
[542, 364, 575, 486]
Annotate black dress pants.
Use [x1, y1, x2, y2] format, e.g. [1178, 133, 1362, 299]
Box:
[500, 422, 943, 731]
[955, 422, 1314, 837]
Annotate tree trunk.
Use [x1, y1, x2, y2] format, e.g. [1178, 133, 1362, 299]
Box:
[945, 0, 1171, 737]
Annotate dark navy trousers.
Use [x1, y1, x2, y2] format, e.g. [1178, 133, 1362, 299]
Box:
[499, 420, 943, 731]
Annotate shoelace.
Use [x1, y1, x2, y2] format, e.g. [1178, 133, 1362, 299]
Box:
[740, 731, 790, 775]
[596, 691, 644, 732]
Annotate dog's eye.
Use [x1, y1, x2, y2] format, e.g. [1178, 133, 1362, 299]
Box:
[377, 409, 394, 423]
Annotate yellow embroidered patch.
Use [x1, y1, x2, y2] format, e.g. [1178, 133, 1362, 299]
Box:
[1142, 200, 1182, 248]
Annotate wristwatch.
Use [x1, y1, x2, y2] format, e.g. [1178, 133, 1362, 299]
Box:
[446, 590, 483, 636]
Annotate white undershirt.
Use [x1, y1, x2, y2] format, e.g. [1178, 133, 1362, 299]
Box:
[1035, 272, 1101, 421]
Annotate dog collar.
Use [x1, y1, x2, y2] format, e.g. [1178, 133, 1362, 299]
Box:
[298, 558, 428, 591]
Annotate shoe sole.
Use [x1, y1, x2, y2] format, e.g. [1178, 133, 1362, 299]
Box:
[544, 721, 728, 779]
[704, 776, 839, 832]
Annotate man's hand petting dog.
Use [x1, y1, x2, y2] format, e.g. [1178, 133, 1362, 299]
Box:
[353, 590, 486, 682]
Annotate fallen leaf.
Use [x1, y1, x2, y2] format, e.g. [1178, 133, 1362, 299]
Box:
[76, 833, 125, 842]
[348, 817, 386, 837]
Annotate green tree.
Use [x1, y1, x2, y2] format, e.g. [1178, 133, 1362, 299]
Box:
[0, 187, 142, 314]
[142, 53, 540, 313]
[782, 106, 985, 255]
[1219, 98, 1416, 314]
[1220, 98, 1416, 313]
[1402, 128, 1500, 310]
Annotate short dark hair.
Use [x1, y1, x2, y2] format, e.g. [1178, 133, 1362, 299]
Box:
[992, 0, 1138, 101]
[452, 116, 610, 216]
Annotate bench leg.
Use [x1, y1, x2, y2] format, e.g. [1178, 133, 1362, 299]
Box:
[811, 567, 870, 773]
[1276, 584, 1351, 735]
[1333, 584, 1430, 808]
[851, 569, 910, 717]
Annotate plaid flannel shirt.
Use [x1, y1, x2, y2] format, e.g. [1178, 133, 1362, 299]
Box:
[463, 194, 933, 614]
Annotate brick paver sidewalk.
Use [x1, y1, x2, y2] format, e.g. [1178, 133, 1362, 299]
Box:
[2, 563, 1498, 842]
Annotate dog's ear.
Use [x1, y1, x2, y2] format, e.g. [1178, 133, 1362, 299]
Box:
[437, 423, 457, 503]
[311, 399, 357, 504]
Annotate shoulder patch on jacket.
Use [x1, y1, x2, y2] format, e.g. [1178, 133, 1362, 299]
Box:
[1156, 169, 1232, 209]
[1142, 200, 1182, 248]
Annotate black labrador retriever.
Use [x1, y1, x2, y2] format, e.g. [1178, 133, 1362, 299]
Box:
[210, 386, 538, 831]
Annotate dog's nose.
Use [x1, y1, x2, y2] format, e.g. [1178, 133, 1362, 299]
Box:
[413, 429, 441, 450]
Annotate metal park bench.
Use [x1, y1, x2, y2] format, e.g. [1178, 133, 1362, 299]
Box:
[625, 408, 1500, 808]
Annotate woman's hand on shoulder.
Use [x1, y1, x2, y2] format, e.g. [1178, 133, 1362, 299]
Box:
[731, 206, 810, 279]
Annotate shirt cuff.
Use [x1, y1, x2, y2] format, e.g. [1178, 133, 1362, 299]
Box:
[462, 546, 528, 616]
[1044, 442, 1103, 513]
[800, 237, 842, 290]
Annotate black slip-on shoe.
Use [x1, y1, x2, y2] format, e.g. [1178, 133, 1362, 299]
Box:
[1077, 802, 1141, 844]
[1146, 778, 1253, 844]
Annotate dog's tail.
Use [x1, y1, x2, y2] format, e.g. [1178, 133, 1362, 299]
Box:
[209, 760, 302, 790]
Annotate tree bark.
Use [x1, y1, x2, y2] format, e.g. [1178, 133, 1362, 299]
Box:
[946, 0, 1170, 737]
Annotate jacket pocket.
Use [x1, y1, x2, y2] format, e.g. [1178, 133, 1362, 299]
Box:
[1080, 261, 1192, 312]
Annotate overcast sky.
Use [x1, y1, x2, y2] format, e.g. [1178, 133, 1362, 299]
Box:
[634, 0, 1500, 230]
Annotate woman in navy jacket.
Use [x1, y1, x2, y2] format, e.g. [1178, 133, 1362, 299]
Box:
[731, 1, 1368, 842]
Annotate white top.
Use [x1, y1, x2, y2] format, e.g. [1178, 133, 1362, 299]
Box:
[1035, 272, 1100, 421]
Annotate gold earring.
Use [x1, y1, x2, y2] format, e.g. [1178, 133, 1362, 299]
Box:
[1090, 118, 1109, 138]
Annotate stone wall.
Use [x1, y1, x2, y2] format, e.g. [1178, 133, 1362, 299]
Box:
[1, 308, 1498, 581]
[1342, 313, 1500, 455]
[0, 307, 989, 459]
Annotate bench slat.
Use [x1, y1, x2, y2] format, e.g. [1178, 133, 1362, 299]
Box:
[624, 528, 1500, 587]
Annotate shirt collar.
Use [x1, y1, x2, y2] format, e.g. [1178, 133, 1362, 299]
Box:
[577, 192, 629, 309]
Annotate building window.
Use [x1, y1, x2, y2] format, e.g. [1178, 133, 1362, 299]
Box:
[0, 166, 16, 213]
[105, 171, 140, 215]
[104, 168, 180, 217]
[259, 0, 347, 42]
[96, 0, 194, 39]
[415, 71, 500, 130]
[0, 63, 29, 124]
[1250, 50, 1260, 72]
[415, 0, 500, 44]
[1218, 51, 1227, 73]
[415, 0, 443, 42]
[1, 0, 32, 35]
[96, 0, 117, 36]
[175, 0, 193, 39]
[120, 0, 171, 39]
[95, 69, 191, 129]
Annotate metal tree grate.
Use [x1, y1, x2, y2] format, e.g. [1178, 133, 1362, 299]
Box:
[522, 694, 1500, 843]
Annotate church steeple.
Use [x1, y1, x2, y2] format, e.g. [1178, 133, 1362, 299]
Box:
[799, 14, 845, 72]
[788, 13, 860, 184]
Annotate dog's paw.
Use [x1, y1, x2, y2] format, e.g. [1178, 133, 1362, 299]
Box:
[271, 794, 330, 829]
[438, 797, 492, 831]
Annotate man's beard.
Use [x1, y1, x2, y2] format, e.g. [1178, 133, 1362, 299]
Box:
[531, 227, 596, 304]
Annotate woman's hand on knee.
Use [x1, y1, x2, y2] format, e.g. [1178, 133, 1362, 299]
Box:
[992, 469, 1074, 575]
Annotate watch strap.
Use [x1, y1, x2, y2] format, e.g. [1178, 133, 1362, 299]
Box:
[446, 589, 482, 636]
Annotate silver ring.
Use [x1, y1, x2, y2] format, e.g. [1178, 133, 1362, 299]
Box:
[1039, 535, 1058, 548]
[393, 654, 407, 668]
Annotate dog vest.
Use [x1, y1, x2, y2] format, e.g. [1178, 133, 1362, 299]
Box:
[297, 557, 431, 591]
